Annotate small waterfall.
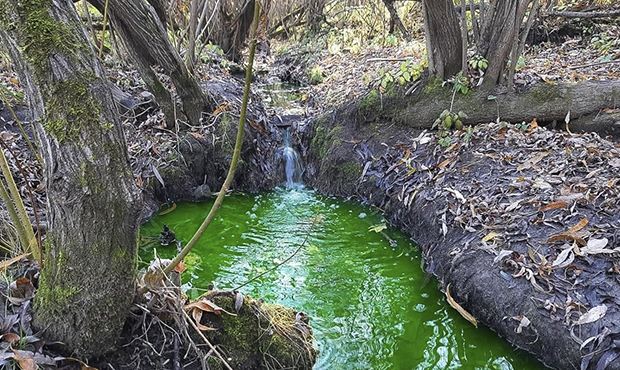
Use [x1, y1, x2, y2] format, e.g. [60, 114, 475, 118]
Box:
[281, 130, 303, 188]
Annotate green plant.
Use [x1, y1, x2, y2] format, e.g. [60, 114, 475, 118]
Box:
[468, 55, 488, 71]
[448, 71, 470, 95]
[375, 60, 425, 93]
[0, 149, 40, 263]
[308, 65, 324, 85]
[591, 33, 617, 54]
[433, 109, 467, 131]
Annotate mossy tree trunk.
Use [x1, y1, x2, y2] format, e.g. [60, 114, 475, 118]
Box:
[0, 0, 140, 357]
[88, 0, 212, 128]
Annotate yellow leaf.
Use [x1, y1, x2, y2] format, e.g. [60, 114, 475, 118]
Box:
[482, 232, 500, 243]
[446, 284, 478, 327]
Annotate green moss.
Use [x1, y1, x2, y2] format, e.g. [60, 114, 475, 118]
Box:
[43, 74, 102, 143]
[35, 246, 79, 314]
[530, 84, 563, 102]
[359, 90, 379, 113]
[204, 294, 315, 369]
[423, 76, 445, 94]
[339, 161, 362, 181]
[13, 0, 83, 76]
[310, 120, 343, 159]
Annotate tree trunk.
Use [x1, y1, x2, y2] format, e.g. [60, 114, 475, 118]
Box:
[306, 0, 325, 34]
[89, 0, 211, 128]
[0, 0, 140, 357]
[382, 0, 411, 39]
[479, 0, 530, 88]
[422, 0, 463, 79]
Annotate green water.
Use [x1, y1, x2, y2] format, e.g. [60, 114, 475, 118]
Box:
[141, 188, 544, 370]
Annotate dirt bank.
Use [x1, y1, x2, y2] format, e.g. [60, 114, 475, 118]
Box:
[301, 99, 620, 369]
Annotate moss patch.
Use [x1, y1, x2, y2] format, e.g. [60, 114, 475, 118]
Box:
[310, 119, 343, 159]
[201, 292, 316, 369]
[43, 74, 102, 143]
[12, 0, 83, 77]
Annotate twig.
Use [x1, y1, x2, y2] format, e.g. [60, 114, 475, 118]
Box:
[164, 1, 262, 274]
[98, 0, 110, 58]
[182, 309, 233, 370]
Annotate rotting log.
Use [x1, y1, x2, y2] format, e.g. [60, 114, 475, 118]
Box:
[0, 0, 140, 356]
[351, 79, 620, 137]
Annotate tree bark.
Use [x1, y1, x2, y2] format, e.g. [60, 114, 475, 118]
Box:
[422, 0, 463, 79]
[0, 0, 140, 357]
[479, 0, 530, 88]
[306, 0, 326, 34]
[89, 0, 211, 128]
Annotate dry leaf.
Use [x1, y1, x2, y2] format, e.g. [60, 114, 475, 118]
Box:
[483, 232, 500, 243]
[0, 253, 30, 272]
[547, 233, 586, 246]
[445, 284, 478, 328]
[174, 261, 186, 274]
[552, 247, 574, 268]
[493, 249, 513, 264]
[0, 332, 20, 345]
[575, 304, 607, 325]
[12, 350, 36, 370]
[515, 316, 531, 334]
[569, 218, 589, 234]
[540, 200, 568, 212]
[581, 238, 617, 255]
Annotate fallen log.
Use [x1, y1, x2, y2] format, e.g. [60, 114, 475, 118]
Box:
[351, 78, 620, 137]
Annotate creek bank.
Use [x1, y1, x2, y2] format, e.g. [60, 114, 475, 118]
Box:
[301, 100, 620, 369]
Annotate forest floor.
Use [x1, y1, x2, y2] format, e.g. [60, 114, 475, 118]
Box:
[0, 14, 619, 370]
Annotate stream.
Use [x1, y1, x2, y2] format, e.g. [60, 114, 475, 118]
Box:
[141, 188, 544, 369]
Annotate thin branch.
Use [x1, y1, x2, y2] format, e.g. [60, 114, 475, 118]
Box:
[164, 1, 262, 274]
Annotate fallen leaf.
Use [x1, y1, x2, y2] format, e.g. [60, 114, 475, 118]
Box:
[540, 200, 568, 212]
[552, 246, 574, 268]
[173, 261, 186, 274]
[444, 187, 466, 204]
[515, 316, 531, 334]
[493, 249, 513, 264]
[569, 218, 589, 234]
[368, 223, 387, 233]
[581, 238, 618, 255]
[12, 350, 35, 370]
[483, 232, 500, 243]
[547, 232, 586, 246]
[445, 284, 478, 328]
[575, 304, 607, 325]
[0, 332, 20, 345]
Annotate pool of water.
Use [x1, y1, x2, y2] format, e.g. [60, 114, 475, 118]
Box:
[140, 188, 545, 370]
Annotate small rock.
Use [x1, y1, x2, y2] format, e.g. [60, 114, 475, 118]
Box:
[193, 184, 212, 200]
